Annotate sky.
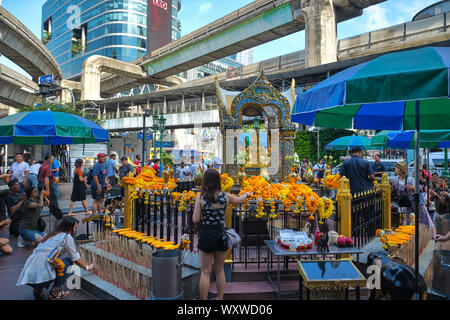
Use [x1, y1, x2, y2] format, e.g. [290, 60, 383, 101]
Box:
[0, 0, 437, 78]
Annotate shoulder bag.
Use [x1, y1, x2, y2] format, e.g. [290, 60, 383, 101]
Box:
[225, 227, 241, 248]
[47, 233, 68, 264]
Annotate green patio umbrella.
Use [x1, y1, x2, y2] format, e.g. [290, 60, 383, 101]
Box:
[0, 111, 109, 144]
[292, 46, 450, 299]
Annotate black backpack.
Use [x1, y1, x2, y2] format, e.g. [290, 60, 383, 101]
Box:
[317, 164, 325, 179]
[86, 168, 94, 185]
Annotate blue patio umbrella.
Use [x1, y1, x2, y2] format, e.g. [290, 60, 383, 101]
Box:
[372, 130, 450, 149]
[325, 135, 372, 150]
[291, 46, 450, 298]
[0, 111, 109, 144]
[386, 130, 450, 149]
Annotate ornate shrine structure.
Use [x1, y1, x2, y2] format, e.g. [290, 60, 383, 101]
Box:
[216, 71, 297, 182]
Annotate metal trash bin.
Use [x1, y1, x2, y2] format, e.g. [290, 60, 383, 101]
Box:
[432, 250, 450, 298]
[151, 250, 183, 300]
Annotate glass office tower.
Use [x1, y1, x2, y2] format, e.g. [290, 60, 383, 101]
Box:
[42, 0, 181, 80]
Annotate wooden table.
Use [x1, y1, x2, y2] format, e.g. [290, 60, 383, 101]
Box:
[297, 258, 366, 300]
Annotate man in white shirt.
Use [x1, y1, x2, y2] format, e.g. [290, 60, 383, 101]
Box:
[177, 162, 192, 182]
[10, 153, 29, 194]
[28, 160, 42, 189]
[313, 158, 326, 179]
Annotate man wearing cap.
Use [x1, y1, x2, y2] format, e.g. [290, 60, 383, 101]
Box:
[340, 146, 375, 196]
[134, 155, 142, 175]
[91, 153, 109, 215]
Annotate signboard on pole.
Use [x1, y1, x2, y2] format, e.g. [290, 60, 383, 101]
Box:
[155, 141, 174, 148]
[69, 144, 107, 158]
[138, 133, 153, 140]
[39, 75, 53, 84]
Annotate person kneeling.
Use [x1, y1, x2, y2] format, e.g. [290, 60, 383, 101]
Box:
[16, 216, 94, 300]
[18, 188, 47, 247]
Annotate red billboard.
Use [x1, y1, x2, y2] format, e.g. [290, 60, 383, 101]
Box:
[148, 0, 172, 53]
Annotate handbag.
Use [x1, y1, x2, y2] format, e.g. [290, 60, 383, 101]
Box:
[47, 234, 68, 264]
[225, 228, 241, 248]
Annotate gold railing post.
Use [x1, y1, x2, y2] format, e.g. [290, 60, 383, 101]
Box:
[381, 172, 391, 230]
[123, 184, 135, 230]
[337, 176, 352, 238]
[225, 205, 233, 263]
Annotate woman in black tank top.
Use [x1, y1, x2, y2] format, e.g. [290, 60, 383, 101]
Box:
[193, 169, 250, 300]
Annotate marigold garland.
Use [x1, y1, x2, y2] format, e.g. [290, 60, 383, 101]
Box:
[321, 173, 340, 189]
[121, 166, 176, 190]
[221, 173, 234, 192]
[239, 175, 325, 219]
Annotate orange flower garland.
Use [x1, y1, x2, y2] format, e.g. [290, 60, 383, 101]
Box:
[121, 166, 176, 190]
[321, 173, 340, 189]
[239, 175, 324, 219]
[220, 173, 234, 192]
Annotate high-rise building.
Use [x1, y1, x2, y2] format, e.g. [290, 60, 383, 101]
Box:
[236, 48, 254, 66]
[42, 0, 182, 80]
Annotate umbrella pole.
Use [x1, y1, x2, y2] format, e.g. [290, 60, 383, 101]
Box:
[414, 100, 420, 300]
[427, 148, 430, 216]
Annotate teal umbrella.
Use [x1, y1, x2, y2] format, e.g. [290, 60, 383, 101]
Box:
[291, 46, 450, 299]
[325, 135, 372, 150]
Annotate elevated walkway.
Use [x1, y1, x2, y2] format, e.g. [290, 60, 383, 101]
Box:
[0, 6, 62, 81]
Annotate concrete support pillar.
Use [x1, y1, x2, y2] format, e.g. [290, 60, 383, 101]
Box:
[301, 0, 337, 67]
[201, 90, 205, 111]
[181, 94, 185, 113]
[163, 96, 167, 114]
[116, 103, 120, 119]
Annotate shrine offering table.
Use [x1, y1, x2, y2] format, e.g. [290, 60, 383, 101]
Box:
[264, 240, 363, 297]
[297, 259, 366, 300]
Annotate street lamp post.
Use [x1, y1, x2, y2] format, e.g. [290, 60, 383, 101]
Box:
[158, 114, 166, 164]
[152, 113, 160, 159]
[142, 110, 153, 166]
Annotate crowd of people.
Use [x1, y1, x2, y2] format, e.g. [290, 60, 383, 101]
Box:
[1, 148, 449, 301]
[337, 146, 449, 241]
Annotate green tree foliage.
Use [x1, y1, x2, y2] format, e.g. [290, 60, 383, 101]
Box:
[294, 128, 355, 164]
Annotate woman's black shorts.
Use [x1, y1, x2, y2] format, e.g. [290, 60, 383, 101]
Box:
[198, 225, 229, 253]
